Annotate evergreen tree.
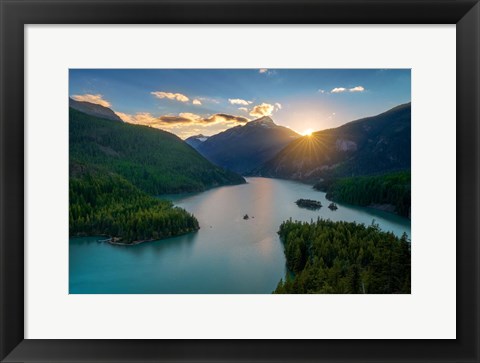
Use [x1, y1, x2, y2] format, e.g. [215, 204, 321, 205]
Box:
[274, 219, 411, 294]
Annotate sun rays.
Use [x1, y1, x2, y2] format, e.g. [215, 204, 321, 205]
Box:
[284, 132, 331, 165]
[302, 128, 314, 136]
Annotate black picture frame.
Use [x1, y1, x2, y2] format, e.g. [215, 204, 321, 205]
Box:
[1, 0, 479, 362]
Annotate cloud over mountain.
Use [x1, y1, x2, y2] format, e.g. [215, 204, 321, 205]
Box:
[72, 94, 111, 107]
[117, 111, 248, 125]
[249, 103, 275, 117]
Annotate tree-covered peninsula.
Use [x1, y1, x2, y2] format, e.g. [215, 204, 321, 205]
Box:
[275, 219, 411, 294]
[70, 168, 199, 244]
[69, 105, 245, 244]
[314, 171, 411, 217]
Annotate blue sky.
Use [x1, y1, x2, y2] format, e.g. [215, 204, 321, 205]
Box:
[69, 69, 411, 139]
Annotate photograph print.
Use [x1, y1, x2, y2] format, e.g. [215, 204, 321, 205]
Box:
[69, 69, 411, 294]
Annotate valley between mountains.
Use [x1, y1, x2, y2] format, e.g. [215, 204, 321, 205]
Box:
[69, 98, 411, 294]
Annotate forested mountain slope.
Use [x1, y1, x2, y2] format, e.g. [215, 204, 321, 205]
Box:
[70, 108, 245, 195]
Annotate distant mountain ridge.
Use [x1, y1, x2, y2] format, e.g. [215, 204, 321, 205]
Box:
[194, 116, 300, 174]
[69, 97, 123, 122]
[254, 103, 411, 181]
[185, 134, 210, 148]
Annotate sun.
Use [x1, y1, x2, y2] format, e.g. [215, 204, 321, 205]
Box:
[302, 128, 314, 136]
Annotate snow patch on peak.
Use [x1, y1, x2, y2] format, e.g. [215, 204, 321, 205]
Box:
[248, 116, 275, 127]
[188, 134, 208, 142]
[254, 116, 274, 123]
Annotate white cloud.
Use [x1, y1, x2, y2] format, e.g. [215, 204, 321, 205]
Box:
[259, 68, 277, 76]
[192, 99, 202, 105]
[318, 89, 326, 93]
[275, 102, 282, 110]
[349, 86, 365, 92]
[197, 97, 220, 104]
[330, 86, 365, 93]
[179, 112, 203, 121]
[250, 103, 275, 118]
[229, 98, 252, 106]
[115, 112, 157, 125]
[72, 94, 111, 107]
[114, 112, 132, 123]
[238, 107, 249, 113]
[151, 91, 189, 102]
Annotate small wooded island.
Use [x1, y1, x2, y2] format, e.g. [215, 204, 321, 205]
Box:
[328, 202, 338, 210]
[295, 199, 322, 209]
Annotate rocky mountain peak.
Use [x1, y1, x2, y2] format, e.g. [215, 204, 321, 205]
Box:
[249, 116, 275, 126]
[69, 98, 123, 122]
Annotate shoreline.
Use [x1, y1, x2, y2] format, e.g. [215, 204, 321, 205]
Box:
[70, 228, 200, 247]
[108, 228, 200, 246]
[158, 178, 247, 201]
[368, 203, 396, 214]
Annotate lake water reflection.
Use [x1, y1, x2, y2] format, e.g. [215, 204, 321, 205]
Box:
[69, 177, 411, 294]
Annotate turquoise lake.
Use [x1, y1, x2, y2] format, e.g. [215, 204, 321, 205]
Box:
[69, 177, 411, 294]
